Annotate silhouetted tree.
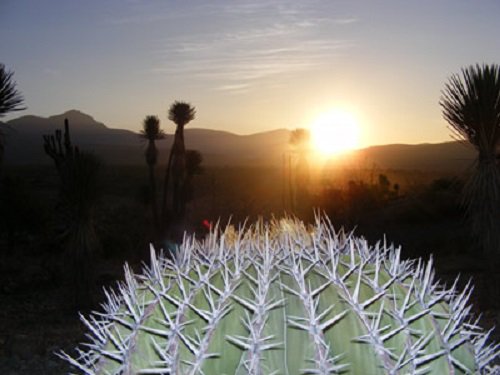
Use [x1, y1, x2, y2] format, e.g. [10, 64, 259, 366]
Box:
[162, 101, 195, 239]
[441, 63, 500, 305]
[289, 128, 310, 148]
[44, 119, 101, 309]
[140, 115, 164, 234]
[0, 64, 26, 169]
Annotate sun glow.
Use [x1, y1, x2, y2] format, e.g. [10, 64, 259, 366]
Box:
[310, 109, 360, 156]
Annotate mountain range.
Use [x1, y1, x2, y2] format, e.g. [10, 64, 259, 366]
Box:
[0, 110, 475, 172]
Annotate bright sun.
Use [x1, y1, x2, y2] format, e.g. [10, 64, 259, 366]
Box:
[310, 109, 360, 156]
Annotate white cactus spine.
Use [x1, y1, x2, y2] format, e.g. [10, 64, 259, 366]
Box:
[59, 216, 500, 374]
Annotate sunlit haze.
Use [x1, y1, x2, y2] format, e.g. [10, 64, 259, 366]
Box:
[310, 109, 360, 155]
[2, 0, 500, 147]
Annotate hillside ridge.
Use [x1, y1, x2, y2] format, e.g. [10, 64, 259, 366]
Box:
[1, 110, 474, 171]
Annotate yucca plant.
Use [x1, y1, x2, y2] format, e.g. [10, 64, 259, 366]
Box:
[441, 64, 500, 308]
[0, 63, 25, 117]
[0, 63, 26, 170]
[440, 64, 500, 254]
[60, 216, 498, 374]
[162, 101, 196, 224]
[140, 115, 165, 235]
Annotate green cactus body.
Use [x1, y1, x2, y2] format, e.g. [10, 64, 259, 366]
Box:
[61, 217, 499, 374]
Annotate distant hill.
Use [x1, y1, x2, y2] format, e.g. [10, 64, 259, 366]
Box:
[356, 142, 474, 172]
[1, 110, 142, 165]
[0, 109, 475, 171]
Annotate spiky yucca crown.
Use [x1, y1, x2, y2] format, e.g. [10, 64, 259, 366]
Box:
[61, 217, 499, 374]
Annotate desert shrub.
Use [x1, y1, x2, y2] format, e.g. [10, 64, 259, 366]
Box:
[317, 178, 392, 226]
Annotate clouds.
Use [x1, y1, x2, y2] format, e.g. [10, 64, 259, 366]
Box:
[150, 1, 357, 93]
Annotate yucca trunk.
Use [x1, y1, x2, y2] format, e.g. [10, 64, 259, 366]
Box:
[145, 140, 160, 234]
[162, 126, 186, 243]
[171, 126, 186, 218]
[148, 163, 160, 236]
[465, 156, 500, 253]
[465, 156, 500, 308]
[161, 144, 174, 222]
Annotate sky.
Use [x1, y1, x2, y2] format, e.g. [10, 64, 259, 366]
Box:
[1, 0, 500, 147]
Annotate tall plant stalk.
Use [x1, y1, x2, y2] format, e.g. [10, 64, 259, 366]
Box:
[161, 101, 195, 241]
[140, 115, 164, 236]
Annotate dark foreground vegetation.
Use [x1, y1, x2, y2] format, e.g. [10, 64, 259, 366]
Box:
[0, 164, 498, 373]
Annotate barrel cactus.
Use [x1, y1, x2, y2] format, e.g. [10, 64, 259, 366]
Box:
[60, 217, 499, 374]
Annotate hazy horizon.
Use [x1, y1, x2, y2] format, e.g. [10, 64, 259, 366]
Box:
[0, 108, 469, 148]
[2, 0, 500, 147]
